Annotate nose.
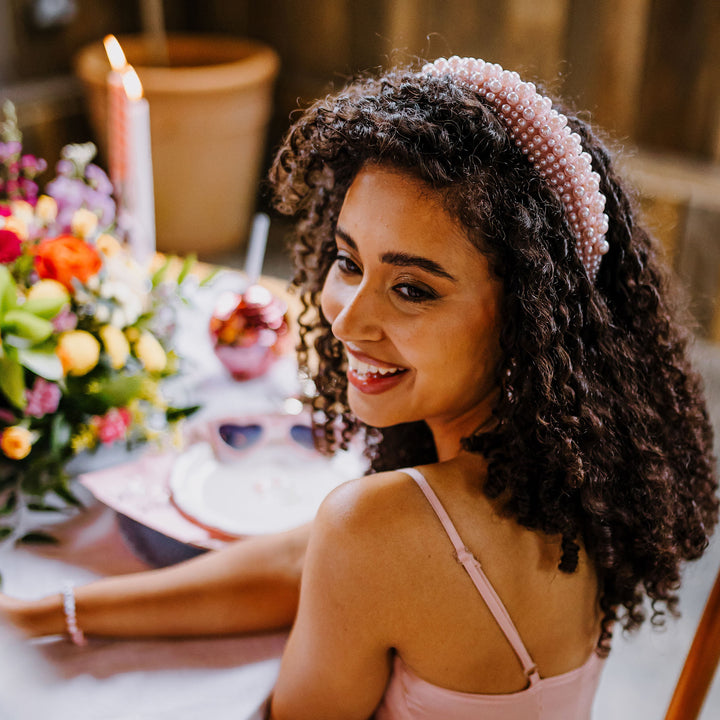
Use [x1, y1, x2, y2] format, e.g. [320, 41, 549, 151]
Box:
[321, 275, 384, 344]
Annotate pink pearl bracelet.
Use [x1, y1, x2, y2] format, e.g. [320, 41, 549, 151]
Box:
[62, 582, 87, 647]
[422, 56, 609, 281]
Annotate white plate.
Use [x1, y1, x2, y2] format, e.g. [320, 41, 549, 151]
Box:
[169, 431, 366, 537]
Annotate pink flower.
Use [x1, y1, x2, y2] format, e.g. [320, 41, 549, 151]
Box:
[92, 407, 132, 445]
[51, 305, 78, 332]
[0, 228, 22, 263]
[25, 378, 61, 418]
[0, 206, 11, 217]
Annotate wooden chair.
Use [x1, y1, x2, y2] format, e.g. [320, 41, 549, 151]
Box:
[664, 563, 720, 719]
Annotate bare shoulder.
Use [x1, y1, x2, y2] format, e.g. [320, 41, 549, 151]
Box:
[312, 469, 422, 551]
[304, 468, 432, 603]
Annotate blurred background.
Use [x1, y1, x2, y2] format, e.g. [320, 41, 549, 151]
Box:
[1, 1, 719, 717]
[2, 0, 720, 335]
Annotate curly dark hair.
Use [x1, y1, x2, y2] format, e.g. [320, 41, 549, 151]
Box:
[267, 64, 718, 654]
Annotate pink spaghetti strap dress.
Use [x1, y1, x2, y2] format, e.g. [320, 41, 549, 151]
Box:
[374, 467, 605, 720]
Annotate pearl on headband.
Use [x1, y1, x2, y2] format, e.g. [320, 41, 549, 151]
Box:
[422, 56, 609, 281]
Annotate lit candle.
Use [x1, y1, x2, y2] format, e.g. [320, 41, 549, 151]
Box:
[103, 35, 128, 194]
[121, 67, 156, 264]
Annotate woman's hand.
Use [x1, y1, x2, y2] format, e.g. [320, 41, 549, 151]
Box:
[0, 593, 27, 631]
[0, 592, 62, 637]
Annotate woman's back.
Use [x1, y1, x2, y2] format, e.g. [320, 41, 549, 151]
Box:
[377, 457, 602, 696]
[371, 461, 604, 717]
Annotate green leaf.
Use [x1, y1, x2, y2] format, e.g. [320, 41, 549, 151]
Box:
[2, 309, 54, 344]
[12, 252, 34, 278]
[0, 355, 26, 408]
[199, 267, 222, 287]
[26, 502, 63, 513]
[17, 347, 63, 380]
[18, 530, 58, 545]
[21, 296, 66, 319]
[52, 484, 83, 508]
[166, 404, 202, 422]
[151, 257, 172, 287]
[50, 413, 72, 454]
[0, 526, 12, 541]
[93, 374, 143, 406]
[0, 491, 17, 516]
[176, 253, 196, 285]
[0, 265, 17, 319]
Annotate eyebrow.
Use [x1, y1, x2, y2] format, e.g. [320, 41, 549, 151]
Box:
[335, 226, 457, 281]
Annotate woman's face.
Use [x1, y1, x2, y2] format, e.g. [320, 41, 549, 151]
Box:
[320, 166, 503, 454]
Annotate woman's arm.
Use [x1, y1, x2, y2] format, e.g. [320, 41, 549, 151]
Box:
[0, 522, 309, 639]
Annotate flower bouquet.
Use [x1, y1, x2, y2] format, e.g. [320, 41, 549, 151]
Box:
[0, 101, 197, 547]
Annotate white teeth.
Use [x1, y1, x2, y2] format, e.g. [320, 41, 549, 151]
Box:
[347, 353, 403, 377]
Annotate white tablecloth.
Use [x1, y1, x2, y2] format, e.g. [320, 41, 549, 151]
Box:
[0, 496, 286, 720]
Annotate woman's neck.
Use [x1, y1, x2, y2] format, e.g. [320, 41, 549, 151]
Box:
[429, 410, 497, 462]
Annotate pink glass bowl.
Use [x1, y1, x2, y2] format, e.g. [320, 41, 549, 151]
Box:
[209, 285, 290, 381]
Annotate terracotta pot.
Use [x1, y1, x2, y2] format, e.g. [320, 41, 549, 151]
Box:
[74, 34, 280, 255]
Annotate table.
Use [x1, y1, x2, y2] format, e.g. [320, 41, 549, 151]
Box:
[0, 500, 287, 720]
[0, 269, 293, 720]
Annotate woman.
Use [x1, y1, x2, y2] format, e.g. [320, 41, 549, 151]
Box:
[2, 57, 717, 719]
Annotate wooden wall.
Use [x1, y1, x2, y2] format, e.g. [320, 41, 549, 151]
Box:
[3, 0, 720, 335]
[186, 0, 720, 163]
[196, 0, 720, 337]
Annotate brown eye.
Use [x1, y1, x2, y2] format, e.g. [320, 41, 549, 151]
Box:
[393, 283, 438, 303]
[336, 254, 362, 275]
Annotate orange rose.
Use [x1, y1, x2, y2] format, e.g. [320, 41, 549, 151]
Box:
[34, 234, 102, 290]
[1, 426, 33, 460]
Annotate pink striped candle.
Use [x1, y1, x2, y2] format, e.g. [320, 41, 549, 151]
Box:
[103, 35, 129, 193]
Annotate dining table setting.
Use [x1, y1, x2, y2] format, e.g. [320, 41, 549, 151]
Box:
[0, 53, 371, 716]
[0, 257, 371, 720]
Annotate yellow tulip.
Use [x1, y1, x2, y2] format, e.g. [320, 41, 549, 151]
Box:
[26, 279, 70, 304]
[70, 208, 99, 239]
[96, 233, 123, 257]
[3, 216, 27, 241]
[99, 324, 130, 369]
[135, 331, 167, 372]
[56, 330, 100, 376]
[34, 195, 58, 224]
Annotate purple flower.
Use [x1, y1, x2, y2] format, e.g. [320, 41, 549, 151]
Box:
[86, 188, 116, 227]
[46, 173, 116, 233]
[20, 178, 38, 200]
[0, 141, 21, 162]
[46, 175, 86, 208]
[20, 154, 47, 175]
[55, 158, 74, 177]
[25, 378, 61, 418]
[85, 164, 113, 195]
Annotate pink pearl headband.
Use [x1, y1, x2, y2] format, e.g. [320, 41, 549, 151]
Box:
[422, 57, 609, 281]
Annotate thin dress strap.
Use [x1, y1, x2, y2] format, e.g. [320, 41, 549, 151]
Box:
[401, 467, 541, 686]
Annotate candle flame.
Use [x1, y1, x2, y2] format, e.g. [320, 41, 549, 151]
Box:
[103, 34, 127, 71]
[121, 67, 144, 101]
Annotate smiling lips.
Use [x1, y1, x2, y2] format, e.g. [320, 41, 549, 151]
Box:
[346, 351, 408, 394]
